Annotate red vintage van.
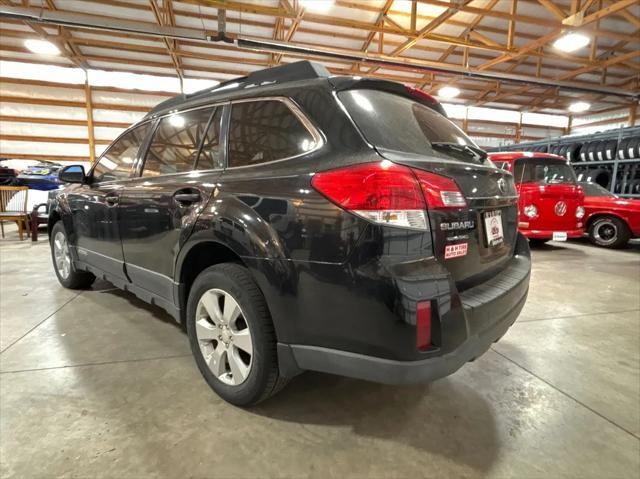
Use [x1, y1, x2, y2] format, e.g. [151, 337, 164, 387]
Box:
[488, 152, 585, 245]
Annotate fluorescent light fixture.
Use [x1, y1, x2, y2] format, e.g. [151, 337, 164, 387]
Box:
[299, 0, 334, 13]
[553, 32, 590, 52]
[24, 39, 60, 55]
[438, 86, 460, 99]
[569, 101, 590, 113]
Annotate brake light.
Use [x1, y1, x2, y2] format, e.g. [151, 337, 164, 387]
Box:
[416, 301, 432, 350]
[413, 170, 467, 208]
[311, 161, 428, 230]
[405, 86, 438, 105]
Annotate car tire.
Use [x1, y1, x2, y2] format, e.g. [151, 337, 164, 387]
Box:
[50, 221, 95, 289]
[186, 263, 289, 407]
[588, 216, 631, 249]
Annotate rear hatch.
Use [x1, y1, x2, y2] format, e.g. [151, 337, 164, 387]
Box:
[337, 87, 519, 288]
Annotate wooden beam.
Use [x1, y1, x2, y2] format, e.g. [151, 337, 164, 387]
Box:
[84, 81, 96, 164]
[478, 0, 637, 71]
[0, 114, 130, 129]
[537, 0, 567, 20]
[0, 95, 151, 112]
[630, 103, 638, 126]
[557, 50, 640, 80]
[148, 0, 183, 83]
[1, 134, 110, 145]
[507, 0, 517, 50]
[1, 153, 91, 162]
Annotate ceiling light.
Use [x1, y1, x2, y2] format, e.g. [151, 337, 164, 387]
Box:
[553, 33, 590, 52]
[24, 39, 60, 55]
[299, 0, 334, 13]
[438, 86, 461, 99]
[569, 101, 590, 113]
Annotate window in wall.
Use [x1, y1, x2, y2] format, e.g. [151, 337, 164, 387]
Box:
[93, 122, 151, 182]
[228, 100, 316, 168]
[142, 107, 215, 177]
[196, 107, 223, 170]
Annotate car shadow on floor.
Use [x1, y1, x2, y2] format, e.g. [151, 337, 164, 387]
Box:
[84, 281, 500, 474]
[251, 371, 500, 474]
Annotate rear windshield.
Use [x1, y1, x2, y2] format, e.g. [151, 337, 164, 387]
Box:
[513, 157, 577, 185]
[338, 89, 480, 161]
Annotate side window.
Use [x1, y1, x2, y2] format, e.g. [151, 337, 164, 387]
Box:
[93, 123, 151, 182]
[196, 107, 223, 170]
[142, 108, 214, 177]
[228, 100, 316, 168]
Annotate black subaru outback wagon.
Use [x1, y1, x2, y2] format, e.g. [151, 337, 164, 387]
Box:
[50, 61, 530, 406]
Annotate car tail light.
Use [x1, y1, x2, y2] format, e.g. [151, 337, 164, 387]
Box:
[413, 170, 467, 208]
[416, 301, 432, 350]
[311, 161, 428, 230]
[576, 206, 585, 219]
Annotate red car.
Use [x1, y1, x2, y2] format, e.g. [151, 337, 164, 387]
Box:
[489, 152, 585, 245]
[579, 181, 640, 248]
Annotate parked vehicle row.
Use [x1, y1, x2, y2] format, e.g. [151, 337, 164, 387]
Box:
[488, 151, 640, 248]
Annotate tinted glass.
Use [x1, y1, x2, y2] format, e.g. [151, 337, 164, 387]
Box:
[196, 107, 223, 170]
[338, 89, 478, 161]
[94, 123, 151, 182]
[581, 182, 614, 197]
[513, 157, 577, 185]
[142, 108, 215, 177]
[228, 100, 316, 167]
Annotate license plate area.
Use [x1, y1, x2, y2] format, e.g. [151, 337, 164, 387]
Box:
[552, 231, 568, 241]
[483, 210, 504, 247]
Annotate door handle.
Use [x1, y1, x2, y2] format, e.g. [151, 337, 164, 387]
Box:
[105, 195, 119, 206]
[174, 192, 201, 205]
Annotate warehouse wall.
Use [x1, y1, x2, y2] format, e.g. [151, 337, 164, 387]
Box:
[0, 76, 171, 167]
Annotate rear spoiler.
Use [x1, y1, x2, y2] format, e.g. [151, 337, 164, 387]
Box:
[329, 77, 448, 118]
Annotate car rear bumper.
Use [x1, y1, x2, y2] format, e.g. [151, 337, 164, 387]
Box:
[274, 233, 531, 384]
[520, 227, 583, 239]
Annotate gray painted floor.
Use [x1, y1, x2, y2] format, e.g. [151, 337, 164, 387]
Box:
[1, 225, 639, 478]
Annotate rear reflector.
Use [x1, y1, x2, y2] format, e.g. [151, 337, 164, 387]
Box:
[311, 161, 428, 230]
[416, 301, 432, 351]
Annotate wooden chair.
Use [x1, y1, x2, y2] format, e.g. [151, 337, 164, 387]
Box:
[0, 186, 31, 240]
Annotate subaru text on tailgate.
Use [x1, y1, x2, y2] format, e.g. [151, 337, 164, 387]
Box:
[49, 61, 531, 406]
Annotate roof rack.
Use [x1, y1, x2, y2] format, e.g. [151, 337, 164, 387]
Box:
[146, 61, 330, 117]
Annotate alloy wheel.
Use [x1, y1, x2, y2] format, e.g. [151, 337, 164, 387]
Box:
[53, 231, 72, 279]
[195, 288, 253, 386]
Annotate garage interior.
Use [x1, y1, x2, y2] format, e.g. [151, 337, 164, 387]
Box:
[0, 0, 639, 477]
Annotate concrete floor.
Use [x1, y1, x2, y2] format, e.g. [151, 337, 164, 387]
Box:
[1, 224, 639, 479]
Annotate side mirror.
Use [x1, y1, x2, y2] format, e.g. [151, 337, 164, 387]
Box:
[58, 165, 86, 184]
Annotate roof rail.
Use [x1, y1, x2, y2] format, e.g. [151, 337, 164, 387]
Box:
[146, 61, 329, 118]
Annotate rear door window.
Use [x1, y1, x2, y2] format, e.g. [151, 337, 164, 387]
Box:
[142, 107, 215, 177]
[196, 107, 224, 170]
[227, 100, 317, 168]
[93, 122, 151, 182]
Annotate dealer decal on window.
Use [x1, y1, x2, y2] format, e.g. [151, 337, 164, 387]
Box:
[444, 242, 468, 259]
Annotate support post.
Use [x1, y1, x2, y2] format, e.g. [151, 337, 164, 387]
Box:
[84, 80, 96, 164]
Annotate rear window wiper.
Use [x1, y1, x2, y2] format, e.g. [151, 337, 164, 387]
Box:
[430, 142, 487, 163]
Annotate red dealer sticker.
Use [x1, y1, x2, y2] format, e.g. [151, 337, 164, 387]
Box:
[444, 242, 468, 259]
